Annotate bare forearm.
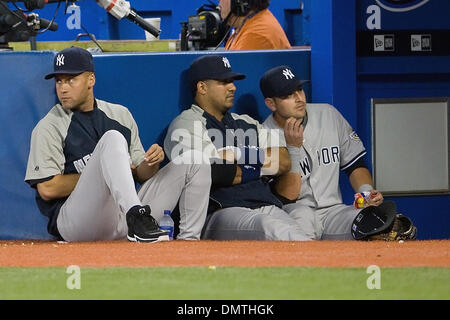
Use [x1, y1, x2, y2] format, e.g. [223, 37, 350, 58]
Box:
[37, 174, 80, 201]
[274, 172, 301, 201]
[349, 167, 385, 206]
[261, 147, 291, 176]
[134, 162, 159, 184]
[232, 165, 242, 185]
[134, 143, 164, 184]
[349, 167, 374, 192]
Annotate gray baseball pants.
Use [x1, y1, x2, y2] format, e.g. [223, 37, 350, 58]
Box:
[283, 202, 361, 240]
[57, 130, 210, 242]
[202, 205, 313, 241]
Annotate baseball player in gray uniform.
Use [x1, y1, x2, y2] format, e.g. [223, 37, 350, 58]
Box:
[164, 55, 311, 241]
[24, 47, 211, 242]
[260, 65, 384, 240]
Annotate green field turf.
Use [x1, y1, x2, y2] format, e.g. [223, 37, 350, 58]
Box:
[0, 266, 449, 300]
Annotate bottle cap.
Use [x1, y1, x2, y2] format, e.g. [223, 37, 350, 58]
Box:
[164, 210, 171, 215]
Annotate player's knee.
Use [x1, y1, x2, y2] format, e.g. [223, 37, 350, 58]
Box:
[256, 211, 315, 241]
[98, 130, 128, 153]
[289, 205, 315, 221]
[102, 130, 127, 145]
[254, 214, 283, 240]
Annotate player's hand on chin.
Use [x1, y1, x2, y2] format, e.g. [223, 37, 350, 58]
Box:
[284, 117, 304, 147]
[144, 144, 165, 166]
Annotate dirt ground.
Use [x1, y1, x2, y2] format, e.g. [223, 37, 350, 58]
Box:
[0, 240, 449, 268]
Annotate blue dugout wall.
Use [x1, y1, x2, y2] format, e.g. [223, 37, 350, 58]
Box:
[355, 0, 450, 241]
[311, 0, 450, 240]
[0, 49, 310, 240]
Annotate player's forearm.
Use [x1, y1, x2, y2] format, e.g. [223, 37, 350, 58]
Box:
[212, 147, 290, 187]
[261, 147, 291, 176]
[349, 167, 374, 192]
[232, 165, 242, 185]
[134, 161, 159, 184]
[37, 174, 80, 201]
[273, 172, 301, 201]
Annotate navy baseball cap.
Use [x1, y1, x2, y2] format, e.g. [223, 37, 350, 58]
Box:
[45, 46, 94, 80]
[259, 66, 308, 98]
[351, 201, 397, 240]
[188, 55, 246, 90]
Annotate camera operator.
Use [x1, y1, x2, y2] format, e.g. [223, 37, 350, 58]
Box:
[219, 0, 291, 50]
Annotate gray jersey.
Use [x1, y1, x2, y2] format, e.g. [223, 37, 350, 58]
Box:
[25, 99, 145, 183]
[263, 103, 366, 208]
[24, 99, 146, 238]
[24, 99, 210, 242]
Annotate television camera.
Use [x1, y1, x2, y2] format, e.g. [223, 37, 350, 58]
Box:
[180, 1, 228, 51]
[0, 0, 161, 50]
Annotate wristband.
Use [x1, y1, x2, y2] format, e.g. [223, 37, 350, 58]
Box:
[287, 145, 302, 173]
[239, 164, 261, 184]
[358, 184, 373, 193]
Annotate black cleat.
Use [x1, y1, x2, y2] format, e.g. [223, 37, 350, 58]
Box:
[126, 205, 169, 243]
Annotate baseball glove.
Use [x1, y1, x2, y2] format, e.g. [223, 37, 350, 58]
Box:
[367, 213, 418, 241]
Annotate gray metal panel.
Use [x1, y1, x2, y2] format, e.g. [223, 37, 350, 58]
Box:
[372, 97, 449, 195]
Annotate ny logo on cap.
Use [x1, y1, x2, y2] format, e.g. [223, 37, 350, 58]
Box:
[282, 68, 295, 80]
[56, 54, 65, 67]
[222, 57, 231, 69]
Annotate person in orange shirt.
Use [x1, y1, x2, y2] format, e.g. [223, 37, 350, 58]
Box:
[219, 0, 292, 50]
